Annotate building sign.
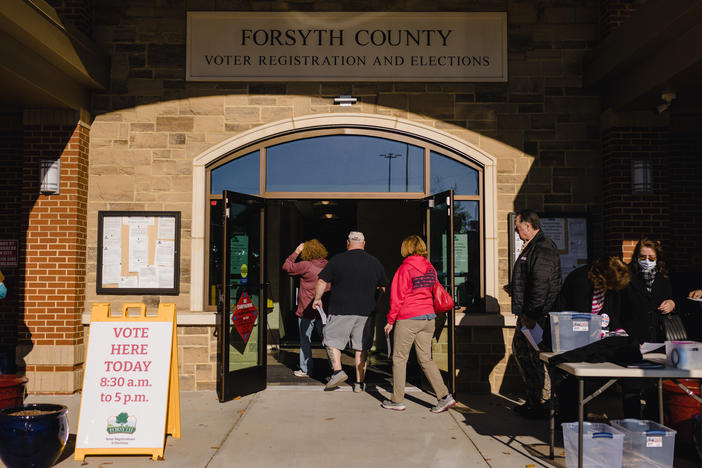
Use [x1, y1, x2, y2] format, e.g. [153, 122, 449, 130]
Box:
[187, 12, 507, 82]
[0, 240, 18, 267]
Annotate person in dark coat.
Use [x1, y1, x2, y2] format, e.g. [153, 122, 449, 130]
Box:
[624, 237, 676, 343]
[506, 209, 562, 418]
[551, 256, 633, 423]
[620, 237, 676, 419]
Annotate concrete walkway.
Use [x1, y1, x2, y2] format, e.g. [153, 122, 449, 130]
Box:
[17, 387, 563, 468]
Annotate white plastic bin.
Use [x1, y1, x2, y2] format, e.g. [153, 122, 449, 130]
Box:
[609, 419, 676, 468]
[562, 422, 625, 468]
[664, 341, 702, 369]
[550, 312, 602, 352]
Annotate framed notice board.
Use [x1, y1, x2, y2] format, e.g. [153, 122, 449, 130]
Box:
[508, 212, 589, 282]
[97, 211, 180, 295]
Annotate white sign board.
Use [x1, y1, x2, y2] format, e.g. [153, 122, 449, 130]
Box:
[77, 321, 174, 450]
[187, 12, 507, 82]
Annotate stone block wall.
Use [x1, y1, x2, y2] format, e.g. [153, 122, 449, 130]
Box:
[177, 325, 217, 391]
[82, 0, 603, 394]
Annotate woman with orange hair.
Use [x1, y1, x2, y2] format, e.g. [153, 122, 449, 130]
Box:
[283, 239, 330, 378]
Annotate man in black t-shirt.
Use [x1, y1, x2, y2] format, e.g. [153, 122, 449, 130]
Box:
[313, 231, 388, 391]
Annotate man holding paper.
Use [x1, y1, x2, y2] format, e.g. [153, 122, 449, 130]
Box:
[313, 231, 387, 392]
[506, 209, 561, 419]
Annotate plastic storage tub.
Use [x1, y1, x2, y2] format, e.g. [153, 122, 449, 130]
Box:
[562, 422, 625, 468]
[664, 341, 702, 369]
[609, 419, 676, 468]
[550, 312, 602, 352]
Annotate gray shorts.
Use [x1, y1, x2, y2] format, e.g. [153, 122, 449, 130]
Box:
[323, 315, 374, 351]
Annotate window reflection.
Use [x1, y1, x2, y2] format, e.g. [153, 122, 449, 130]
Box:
[453, 200, 480, 310]
[210, 151, 260, 195]
[430, 151, 479, 195]
[266, 135, 423, 192]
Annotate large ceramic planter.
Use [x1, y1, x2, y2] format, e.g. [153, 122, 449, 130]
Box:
[0, 375, 27, 410]
[0, 404, 69, 468]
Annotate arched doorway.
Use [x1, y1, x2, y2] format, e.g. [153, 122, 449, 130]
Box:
[190, 114, 498, 399]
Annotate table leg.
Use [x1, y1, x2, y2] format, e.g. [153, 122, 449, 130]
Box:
[578, 377, 584, 468]
[549, 387, 554, 459]
[658, 378, 664, 424]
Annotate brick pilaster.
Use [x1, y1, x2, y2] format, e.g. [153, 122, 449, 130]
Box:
[602, 126, 671, 261]
[19, 110, 89, 393]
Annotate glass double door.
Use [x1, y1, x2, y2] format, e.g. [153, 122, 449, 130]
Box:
[217, 190, 456, 401]
[217, 191, 267, 402]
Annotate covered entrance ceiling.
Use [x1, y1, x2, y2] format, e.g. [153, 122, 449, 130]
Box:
[585, 0, 702, 113]
[0, 0, 108, 111]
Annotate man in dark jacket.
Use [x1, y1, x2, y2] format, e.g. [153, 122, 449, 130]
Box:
[507, 209, 561, 418]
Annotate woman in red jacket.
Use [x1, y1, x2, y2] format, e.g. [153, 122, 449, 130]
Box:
[283, 239, 329, 378]
[382, 235, 456, 413]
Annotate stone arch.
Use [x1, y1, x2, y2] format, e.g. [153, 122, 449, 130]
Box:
[190, 113, 498, 312]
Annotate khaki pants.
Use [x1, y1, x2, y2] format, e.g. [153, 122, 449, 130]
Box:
[392, 318, 448, 403]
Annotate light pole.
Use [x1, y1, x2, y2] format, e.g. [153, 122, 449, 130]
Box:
[379, 152, 401, 191]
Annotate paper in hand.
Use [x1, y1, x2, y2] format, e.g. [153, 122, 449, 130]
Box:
[315, 305, 328, 325]
[521, 322, 543, 351]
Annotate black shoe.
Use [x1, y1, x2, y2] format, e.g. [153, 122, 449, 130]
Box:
[513, 402, 549, 419]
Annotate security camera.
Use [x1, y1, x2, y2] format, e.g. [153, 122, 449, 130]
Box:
[657, 102, 670, 114]
[656, 91, 676, 113]
[661, 91, 676, 103]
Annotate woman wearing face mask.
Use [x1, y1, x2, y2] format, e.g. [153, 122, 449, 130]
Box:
[618, 237, 676, 420]
[625, 237, 676, 344]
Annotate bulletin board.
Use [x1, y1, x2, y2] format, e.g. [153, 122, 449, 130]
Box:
[97, 211, 180, 295]
[508, 212, 589, 282]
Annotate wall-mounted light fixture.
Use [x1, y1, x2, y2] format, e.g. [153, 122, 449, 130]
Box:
[40, 159, 60, 194]
[334, 95, 357, 106]
[631, 159, 653, 194]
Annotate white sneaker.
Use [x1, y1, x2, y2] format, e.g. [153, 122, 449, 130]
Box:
[324, 370, 348, 390]
[293, 370, 308, 377]
[431, 394, 456, 413]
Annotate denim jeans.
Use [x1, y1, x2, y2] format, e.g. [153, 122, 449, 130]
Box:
[299, 316, 323, 374]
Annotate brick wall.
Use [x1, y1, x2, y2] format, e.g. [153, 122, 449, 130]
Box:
[602, 126, 671, 261]
[47, 0, 93, 38]
[0, 114, 23, 348]
[600, 0, 648, 37]
[668, 117, 702, 271]
[20, 115, 89, 388]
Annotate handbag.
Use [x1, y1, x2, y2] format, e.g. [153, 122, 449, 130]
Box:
[660, 313, 687, 341]
[432, 280, 454, 313]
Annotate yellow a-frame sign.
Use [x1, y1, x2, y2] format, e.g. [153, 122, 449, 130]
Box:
[75, 303, 181, 461]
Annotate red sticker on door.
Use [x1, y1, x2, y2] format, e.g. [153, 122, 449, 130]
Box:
[232, 291, 258, 344]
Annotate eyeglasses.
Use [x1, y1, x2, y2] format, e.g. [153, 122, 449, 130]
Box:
[638, 255, 657, 261]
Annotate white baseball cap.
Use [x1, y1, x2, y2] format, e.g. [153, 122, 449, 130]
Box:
[348, 231, 365, 242]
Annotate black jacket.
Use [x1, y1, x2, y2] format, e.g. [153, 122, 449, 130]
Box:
[511, 230, 562, 319]
[552, 265, 633, 333]
[623, 267, 674, 343]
